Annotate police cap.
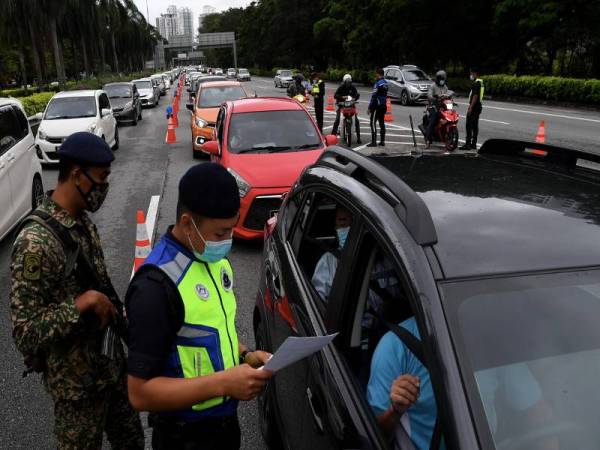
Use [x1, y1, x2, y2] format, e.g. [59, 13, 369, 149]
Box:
[57, 132, 114, 167]
[179, 163, 240, 219]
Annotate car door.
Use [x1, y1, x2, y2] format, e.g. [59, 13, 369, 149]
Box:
[98, 93, 115, 144]
[384, 69, 399, 98]
[211, 106, 226, 163]
[7, 105, 35, 221]
[132, 85, 140, 116]
[0, 105, 21, 235]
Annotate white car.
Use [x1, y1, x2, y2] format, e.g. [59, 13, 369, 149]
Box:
[35, 90, 118, 164]
[161, 73, 171, 89]
[215, 68, 224, 75]
[0, 98, 44, 240]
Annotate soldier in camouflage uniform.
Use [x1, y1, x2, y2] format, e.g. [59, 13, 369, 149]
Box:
[9, 132, 143, 450]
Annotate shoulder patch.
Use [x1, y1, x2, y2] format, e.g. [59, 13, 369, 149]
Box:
[23, 253, 42, 281]
[221, 266, 233, 291]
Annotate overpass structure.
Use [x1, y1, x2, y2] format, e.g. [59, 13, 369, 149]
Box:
[153, 32, 237, 69]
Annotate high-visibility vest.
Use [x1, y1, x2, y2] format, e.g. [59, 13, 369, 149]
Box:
[312, 80, 322, 95]
[469, 78, 484, 103]
[142, 235, 239, 420]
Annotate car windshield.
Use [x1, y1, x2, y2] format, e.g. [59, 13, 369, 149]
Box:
[135, 81, 151, 90]
[104, 85, 131, 98]
[441, 269, 600, 449]
[280, 70, 292, 77]
[45, 97, 96, 119]
[228, 110, 321, 154]
[239, 69, 249, 74]
[402, 70, 428, 81]
[197, 86, 246, 108]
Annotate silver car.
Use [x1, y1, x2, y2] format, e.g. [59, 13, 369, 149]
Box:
[384, 65, 433, 105]
[274, 69, 293, 88]
[133, 78, 159, 107]
[151, 75, 166, 96]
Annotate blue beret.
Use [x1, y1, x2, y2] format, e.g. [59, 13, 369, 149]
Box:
[58, 132, 114, 166]
[179, 163, 240, 219]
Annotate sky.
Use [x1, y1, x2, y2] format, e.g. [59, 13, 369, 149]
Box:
[133, 0, 252, 28]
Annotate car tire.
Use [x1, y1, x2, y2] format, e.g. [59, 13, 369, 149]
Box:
[255, 322, 284, 449]
[112, 128, 119, 150]
[401, 90, 409, 106]
[132, 112, 138, 126]
[31, 176, 44, 210]
[138, 108, 143, 121]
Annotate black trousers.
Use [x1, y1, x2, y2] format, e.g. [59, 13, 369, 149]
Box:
[151, 415, 241, 450]
[314, 98, 324, 132]
[369, 106, 386, 143]
[465, 104, 482, 146]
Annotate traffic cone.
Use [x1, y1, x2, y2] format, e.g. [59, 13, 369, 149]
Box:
[172, 111, 179, 128]
[326, 93, 335, 111]
[535, 120, 545, 143]
[134, 210, 151, 272]
[165, 117, 177, 144]
[384, 98, 394, 122]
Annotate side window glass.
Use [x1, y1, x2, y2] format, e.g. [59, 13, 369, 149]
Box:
[282, 191, 303, 239]
[0, 106, 21, 154]
[12, 106, 29, 139]
[100, 94, 110, 110]
[292, 193, 353, 305]
[216, 107, 225, 144]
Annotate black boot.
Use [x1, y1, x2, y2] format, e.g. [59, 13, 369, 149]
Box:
[378, 130, 385, 146]
[366, 133, 377, 147]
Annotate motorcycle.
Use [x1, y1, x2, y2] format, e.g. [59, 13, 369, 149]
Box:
[418, 94, 459, 151]
[337, 96, 358, 147]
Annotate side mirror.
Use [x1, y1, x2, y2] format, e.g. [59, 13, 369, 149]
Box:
[325, 134, 339, 146]
[201, 140, 219, 155]
[101, 108, 111, 117]
[186, 103, 194, 111]
[34, 112, 43, 121]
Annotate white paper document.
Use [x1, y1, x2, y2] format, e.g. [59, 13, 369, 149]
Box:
[262, 333, 339, 372]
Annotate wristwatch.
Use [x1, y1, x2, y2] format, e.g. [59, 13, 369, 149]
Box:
[240, 349, 253, 364]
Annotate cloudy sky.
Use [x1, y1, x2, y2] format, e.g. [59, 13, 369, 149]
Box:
[133, 0, 252, 28]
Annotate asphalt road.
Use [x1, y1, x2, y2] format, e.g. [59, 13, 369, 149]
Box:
[1, 74, 599, 448]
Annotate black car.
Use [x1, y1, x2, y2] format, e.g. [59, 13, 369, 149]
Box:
[103, 82, 142, 125]
[254, 140, 600, 450]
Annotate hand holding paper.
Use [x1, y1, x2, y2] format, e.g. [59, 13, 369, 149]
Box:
[261, 333, 338, 372]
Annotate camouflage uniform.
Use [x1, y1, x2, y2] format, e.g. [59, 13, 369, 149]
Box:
[10, 194, 143, 450]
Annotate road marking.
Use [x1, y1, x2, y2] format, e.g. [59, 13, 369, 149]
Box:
[480, 118, 510, 125]
[454, 101, 600, 123]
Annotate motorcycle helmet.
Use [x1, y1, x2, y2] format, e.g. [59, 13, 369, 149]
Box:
[294, 73, 304, 83]
[343, 73, 352, 84]
[435, 70, 447, 86]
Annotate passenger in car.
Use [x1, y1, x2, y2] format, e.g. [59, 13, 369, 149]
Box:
[311, 205, 352, 300]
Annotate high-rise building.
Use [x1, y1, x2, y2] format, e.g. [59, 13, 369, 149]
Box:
[178, 7, 193, 37]
[198, 5, 217, 31]
[156, 5, 193, 44]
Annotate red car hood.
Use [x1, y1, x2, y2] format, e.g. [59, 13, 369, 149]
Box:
[228, 149, 323, 188]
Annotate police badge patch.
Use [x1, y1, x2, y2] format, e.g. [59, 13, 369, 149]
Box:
[195, 284, 210, 300]
[221, 267, 232, 291]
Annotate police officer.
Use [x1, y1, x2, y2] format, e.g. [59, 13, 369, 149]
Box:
[367, 67, 389, 147]
[460, 68, 484, 150]
[10, 132, 144, 449]
[125, 163, 273, 450]
[310, 72, 326, 132]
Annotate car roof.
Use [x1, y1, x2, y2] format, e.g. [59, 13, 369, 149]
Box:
[227, 97, 304, 113]
[199, 81, 242, 89]
[104, 82, 133, 87]
[54, 90, 98, 98]
[371, 150, 600, 278]
[132, 78, 151, 83]
[0, 97, 24, 109]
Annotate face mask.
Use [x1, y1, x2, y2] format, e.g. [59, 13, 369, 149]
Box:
[470, 75, 475, 81]
[336, 226, 350, 249]
[189, 219, 232, 263]
[77, 170, 109, 212]
[439, 80, 445, 86]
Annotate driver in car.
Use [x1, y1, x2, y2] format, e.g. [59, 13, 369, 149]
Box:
[368, 321, 559, 450]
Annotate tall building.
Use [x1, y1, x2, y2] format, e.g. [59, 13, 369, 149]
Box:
[156, 5, 193, 44]
[178, 7, 194, 37]
[198, 5, 217, 31]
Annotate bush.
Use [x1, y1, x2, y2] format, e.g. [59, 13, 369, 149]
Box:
[16, 92, 55, 116]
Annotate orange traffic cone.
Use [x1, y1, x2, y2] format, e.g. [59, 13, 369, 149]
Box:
[165, 117, 177, 144]
[384, 98, 394, 122]
[133, 210, 151, 272]
[326, 93, 335, 111]
[535, 120, 545, 143]
[172, 111, 179, 128]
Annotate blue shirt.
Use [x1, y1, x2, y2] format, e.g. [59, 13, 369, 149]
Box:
[367, 317, 437, 450]
[369, 78, 389, 110]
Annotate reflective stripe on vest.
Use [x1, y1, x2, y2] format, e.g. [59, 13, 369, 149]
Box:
[149, 241, 238, 418]
[312, 80, 322, 95]
[469, 78, 484, 103]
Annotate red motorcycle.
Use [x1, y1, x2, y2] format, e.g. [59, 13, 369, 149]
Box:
[338, 96, 358, 147]
[418, 94, 459, 151]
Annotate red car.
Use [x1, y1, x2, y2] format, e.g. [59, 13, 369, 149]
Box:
[201, 97, 338, 239]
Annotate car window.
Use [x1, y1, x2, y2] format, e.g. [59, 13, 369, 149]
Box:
[11, 106, 29, 140]
[281, 191, 304, 239]
[134, 80, 152, 90]
[99, 93, 110, 110]
[44, 97, 97, 119]
[402, 69, 428, 81]
[197, 86, 246, 108]
[442, 269, 600, 449]
[104, 85, 132, 98]
[291, 193, 353, 309]
[0, 106, 24, 154]
[227, 110, 320, 154]
[281, 70, 292, 77]
[216, 107, 225, 145]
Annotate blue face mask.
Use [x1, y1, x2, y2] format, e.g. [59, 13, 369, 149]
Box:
[336, 226, 350, 249]
[189, 219, 232, 263]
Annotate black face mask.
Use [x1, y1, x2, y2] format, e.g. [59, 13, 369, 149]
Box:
[77, 170, 109, 213]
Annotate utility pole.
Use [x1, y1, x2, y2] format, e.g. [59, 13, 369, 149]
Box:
[145, 0, 150, 24]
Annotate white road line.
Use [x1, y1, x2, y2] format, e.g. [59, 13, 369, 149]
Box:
[454, 101, 600, 123]
[480, 118, 510, 125]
